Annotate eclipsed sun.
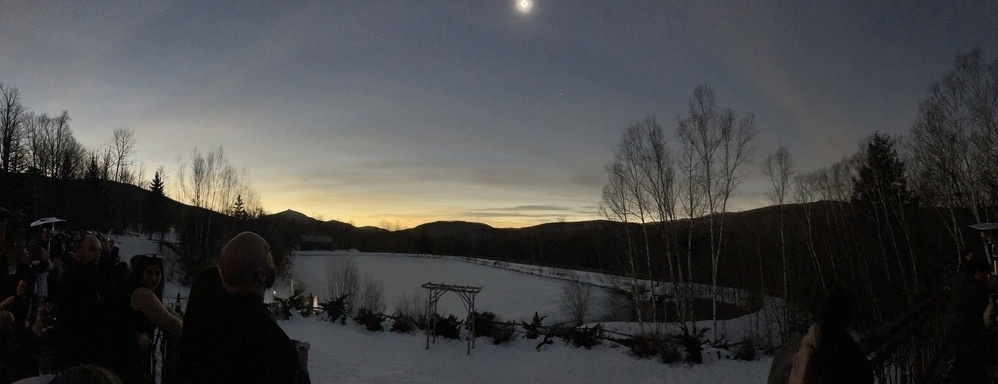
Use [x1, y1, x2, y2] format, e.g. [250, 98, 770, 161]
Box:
[515, 0, 534, 14]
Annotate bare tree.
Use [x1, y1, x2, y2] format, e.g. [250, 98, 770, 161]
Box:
[359, 276, 386, 313]
[676, 85, 757, 339]
[761, 146, 794, 335]
[599, 160, 645, 334]
[0, 83, 26, 172]
[561, 280, 594, 326]
[327, 259, 361, 315]
[109, 127, 136, 183]
[908, 48, 998, 256]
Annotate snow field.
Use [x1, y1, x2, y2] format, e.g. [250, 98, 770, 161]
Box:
[110, 233, 773, 383]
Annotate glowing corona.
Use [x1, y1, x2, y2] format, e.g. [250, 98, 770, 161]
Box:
[516, 0, 533, 14]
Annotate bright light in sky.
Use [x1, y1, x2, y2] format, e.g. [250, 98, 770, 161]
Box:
[516, 0, 533, 14]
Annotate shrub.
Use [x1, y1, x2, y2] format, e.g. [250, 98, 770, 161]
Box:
[432, 314, 462, 340]
[492, 322, 515, 345]
[390, 313, 418, 333]
[319, 294, 350, 324]
[561, 280, 593, 326]
[470, 311, 515, 345]
[734, 336, 757, 361]
[359, 277, 386, 314]
[393, 291, 429, 332]
[471, 311, 499, 338]
[659, 339, 685, 364]
[676, 326, 709, 364]
[326, 259, 360, 315]
[272, 288, 307, 321]
[625, 335, 661, 358]
[355, 307, 386, 332]
[520, 312, 547, 340]
[563, 324, 602, 350]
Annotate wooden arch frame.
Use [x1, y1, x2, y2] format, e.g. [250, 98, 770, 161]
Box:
[421, 282, 482, 355]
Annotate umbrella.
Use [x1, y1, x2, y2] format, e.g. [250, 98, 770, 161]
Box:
[30, 217, 66, 252]
[970, 223, 998, 231]
[30, 217, 65, 227]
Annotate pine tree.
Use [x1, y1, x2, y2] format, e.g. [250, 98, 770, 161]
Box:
[144, 171, 166, 237]
[851, 132, 913, 209]
[232, 194, 248, 220]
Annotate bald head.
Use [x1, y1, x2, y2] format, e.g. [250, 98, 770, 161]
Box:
[75, 235, 102, 264]
[218, 232, 275, 294]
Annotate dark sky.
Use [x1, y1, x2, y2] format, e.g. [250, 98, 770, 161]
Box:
[2, 1, 996, 227]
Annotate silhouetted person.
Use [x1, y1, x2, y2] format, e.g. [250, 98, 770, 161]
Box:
[101, 255, 182, 383]
[947, 257, 994, 383]
[181, 232, 310, 384]
[51, 235, 105, 370]
[789, 286, 873, 384]
[0, 279, 33, 328]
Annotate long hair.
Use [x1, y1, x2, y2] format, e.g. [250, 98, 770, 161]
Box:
[127, 255, 165, 299]
[807, 286, 872, 384]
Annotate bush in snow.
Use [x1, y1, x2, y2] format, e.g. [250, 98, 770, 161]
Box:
[359, 276, 386, 315]
[471, 311, 515, 345]
[562, 324, 602, 350]
[471, 311, 499, 338]
[390, 313, 418, 333]
[319, 294, 350, 325]
[272, 288, 308, 321]
[676, 326, 709, 364]
[326, 259, 360, 316]
[492, 322, 515, 345]
[623, 334, 661, 359]
[560, 280, 593, 327]
[391, 291, 429, 333]
[432, 314, 462, 340]
[734, 336, 757, 361]
[520, 312, 547, 340]
[355, 307, 386, 332]
[658, 339, 686, 364]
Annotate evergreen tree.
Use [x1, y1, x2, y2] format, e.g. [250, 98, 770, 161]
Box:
[232, 194, 248, 221]
[851, 132, 914, 209]
[144, 171, 166, 237]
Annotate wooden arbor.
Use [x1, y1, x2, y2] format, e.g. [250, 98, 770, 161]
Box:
[421, 282, 482, 355]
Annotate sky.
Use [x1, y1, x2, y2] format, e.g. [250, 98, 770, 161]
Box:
[1, 1, 997, 229]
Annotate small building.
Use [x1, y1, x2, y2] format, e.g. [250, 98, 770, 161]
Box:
[300, 235, 335, 251]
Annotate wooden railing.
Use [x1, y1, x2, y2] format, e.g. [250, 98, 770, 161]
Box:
[864, 288, 951, 384]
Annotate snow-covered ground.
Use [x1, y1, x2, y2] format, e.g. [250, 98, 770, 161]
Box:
[111, 233, 773, 384]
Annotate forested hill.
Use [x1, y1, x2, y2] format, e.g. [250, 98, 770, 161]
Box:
[2, 169, 981, 320]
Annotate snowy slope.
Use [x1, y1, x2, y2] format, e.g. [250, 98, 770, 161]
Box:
[109, 234, 773, 384]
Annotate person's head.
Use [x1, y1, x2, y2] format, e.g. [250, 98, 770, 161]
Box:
[971, 258, 993, 282]
[74, 235, 102, 265]
[188, 266, 224, 311]
[114, 261, 130, 281]
[217, 232, 276, 298]
[128, 255, 165, 297]
[17, 247, 30, 263]
[962, 248, 976, 261]
[15, 279, 28, 297]
[58, 364, 122, 384]
[817, 285, 856, 335]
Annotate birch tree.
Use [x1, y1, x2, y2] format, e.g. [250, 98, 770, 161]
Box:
[677, 85, 757, 339]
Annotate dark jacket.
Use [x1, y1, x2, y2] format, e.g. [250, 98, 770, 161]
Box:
[180, 291, 309, 384]
[13, 259, 49, 295]
[51, 259, 103, 369]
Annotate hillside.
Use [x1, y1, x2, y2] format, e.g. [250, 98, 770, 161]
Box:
[1, 171, 979, 319]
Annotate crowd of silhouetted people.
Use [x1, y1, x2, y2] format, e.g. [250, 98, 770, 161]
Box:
[0, 228, 309, 384]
